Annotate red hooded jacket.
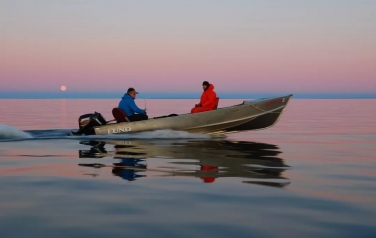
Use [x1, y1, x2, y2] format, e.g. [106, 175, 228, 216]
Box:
[198, 84, 217, 109]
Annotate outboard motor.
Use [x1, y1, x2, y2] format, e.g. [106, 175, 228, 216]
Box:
[70, 112, 107, 136]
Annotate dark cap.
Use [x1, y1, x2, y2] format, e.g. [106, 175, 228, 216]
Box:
[202, 81, 210, 86]
[127, 87, 138, 94]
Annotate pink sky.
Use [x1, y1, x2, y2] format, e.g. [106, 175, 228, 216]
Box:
[1, 1, 375, 94]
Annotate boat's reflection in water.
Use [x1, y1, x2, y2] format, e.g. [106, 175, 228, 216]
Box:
[78, 139, 290, 188]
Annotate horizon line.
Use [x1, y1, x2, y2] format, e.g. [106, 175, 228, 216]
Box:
[0, 91, 375, 99]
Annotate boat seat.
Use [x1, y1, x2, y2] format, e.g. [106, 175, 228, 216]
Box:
[214, 97, 219, 109]
[112, 108, 130, 123]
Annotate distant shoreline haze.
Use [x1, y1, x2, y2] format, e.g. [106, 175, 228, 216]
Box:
[0, 91, 375, 99]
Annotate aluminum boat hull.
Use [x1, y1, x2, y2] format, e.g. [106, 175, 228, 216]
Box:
[93, 94, 293, 135]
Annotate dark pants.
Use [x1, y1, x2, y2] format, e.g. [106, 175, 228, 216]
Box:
[128, 114, 148, 122]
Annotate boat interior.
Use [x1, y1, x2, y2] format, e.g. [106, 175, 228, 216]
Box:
[108, 97, 221, 125]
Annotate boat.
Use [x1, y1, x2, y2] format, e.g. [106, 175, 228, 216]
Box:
[70, 94, 292, 136]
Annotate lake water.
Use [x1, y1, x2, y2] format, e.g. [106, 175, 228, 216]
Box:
[0, 99, 375, 237]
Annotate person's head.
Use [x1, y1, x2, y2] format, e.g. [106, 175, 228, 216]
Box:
[127, 87, 138, 98]
[202, 81, 210, 90]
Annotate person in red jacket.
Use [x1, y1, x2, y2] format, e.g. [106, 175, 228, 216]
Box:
[191, 81, 217, 113]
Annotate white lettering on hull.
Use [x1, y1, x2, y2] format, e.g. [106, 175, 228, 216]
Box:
[108, 127, 132, 134]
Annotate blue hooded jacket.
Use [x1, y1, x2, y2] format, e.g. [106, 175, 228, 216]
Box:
[118, 93, 146, 116]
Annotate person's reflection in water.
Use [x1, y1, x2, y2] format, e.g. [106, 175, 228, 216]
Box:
[111, 158, 146, 181]
[200, 165, 218, 183]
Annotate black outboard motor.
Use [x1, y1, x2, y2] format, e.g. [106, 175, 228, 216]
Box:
[70, 112, 107, 136]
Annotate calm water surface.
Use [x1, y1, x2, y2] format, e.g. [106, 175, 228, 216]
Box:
[0, 99, 375, 237]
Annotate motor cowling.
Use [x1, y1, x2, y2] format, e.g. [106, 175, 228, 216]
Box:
[77, 112, 107, 135]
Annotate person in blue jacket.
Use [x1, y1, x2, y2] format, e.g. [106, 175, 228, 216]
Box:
[118, 88, 148, 121]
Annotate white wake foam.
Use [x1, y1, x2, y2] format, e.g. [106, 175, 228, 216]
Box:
[0, 124, 33, 140]
[0, 127, 221, 141]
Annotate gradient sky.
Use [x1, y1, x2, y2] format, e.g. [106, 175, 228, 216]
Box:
[1, 0, 375, 97]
